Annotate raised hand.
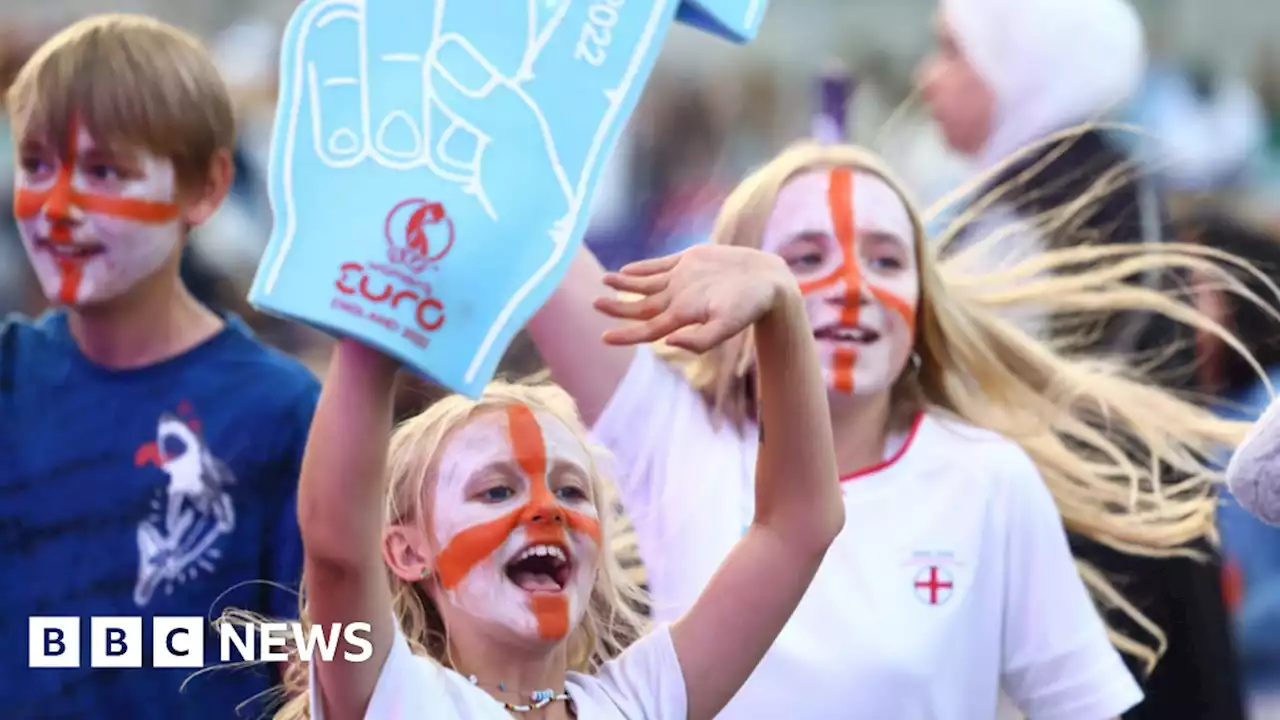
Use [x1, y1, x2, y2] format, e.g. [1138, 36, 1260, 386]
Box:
[250, 0, 770, 397]
[593, 245, 796, 353]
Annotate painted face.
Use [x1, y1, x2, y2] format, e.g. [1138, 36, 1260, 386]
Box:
[430, 405, 602, 643]
[14, 122, 182, 306]
[762, 168, 919, 396]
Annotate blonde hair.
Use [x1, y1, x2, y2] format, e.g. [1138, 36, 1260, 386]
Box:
[657, 140, 1274, 673]
[256, 381, 649, 719]
[7, 13, 236, 191]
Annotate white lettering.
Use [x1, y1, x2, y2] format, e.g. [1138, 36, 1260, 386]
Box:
[216, 621, 374, 663]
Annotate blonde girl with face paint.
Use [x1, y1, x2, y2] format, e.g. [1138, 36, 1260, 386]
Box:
[527, 142, 1265, 719]
[278, 243, 844, 719]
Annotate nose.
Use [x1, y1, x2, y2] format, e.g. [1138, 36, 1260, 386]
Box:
[45, 176, 77, 225]
[821, 273, 871, 308]
[522, 503, 566, 526]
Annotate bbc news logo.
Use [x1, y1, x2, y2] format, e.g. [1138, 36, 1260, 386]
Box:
[29, 617, 373, 668]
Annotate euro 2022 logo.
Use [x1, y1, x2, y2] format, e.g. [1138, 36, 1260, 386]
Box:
[251, 0, 690, 394]
[386, 198, 454, 273]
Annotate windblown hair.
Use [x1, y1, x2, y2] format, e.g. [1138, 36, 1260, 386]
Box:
[257, 381, 649, 720]
[656, 140, 1276, 673]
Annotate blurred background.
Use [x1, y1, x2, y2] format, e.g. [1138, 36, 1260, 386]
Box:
[5, 0, 1280, 716]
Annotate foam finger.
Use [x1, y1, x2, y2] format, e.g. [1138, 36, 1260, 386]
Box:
[364, 0, 436, 164]
[602, 270, 668, 296]
[298, 0, 366, 165]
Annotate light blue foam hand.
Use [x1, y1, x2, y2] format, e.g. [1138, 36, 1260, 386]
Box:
[677, 0, 767, 42]
[249, 0, 767, 397]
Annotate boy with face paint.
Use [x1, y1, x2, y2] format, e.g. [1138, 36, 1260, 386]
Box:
[0, 15, 319, 719]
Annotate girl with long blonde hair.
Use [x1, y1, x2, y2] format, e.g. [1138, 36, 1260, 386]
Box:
[527, 141, 1263, 719]
[276, 237, 845, 718]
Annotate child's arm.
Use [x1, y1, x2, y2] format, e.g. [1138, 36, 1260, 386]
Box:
[295, 340, 401, 718]
[596, 245, 844, 720]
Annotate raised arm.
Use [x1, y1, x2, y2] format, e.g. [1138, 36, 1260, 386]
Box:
[527, 246, 637, 426]
[295, 339, 400, 718]
[595, 245, 844, 720]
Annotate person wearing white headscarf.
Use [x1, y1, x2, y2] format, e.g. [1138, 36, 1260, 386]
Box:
[917, 2, 1249, 719]
[916, 0, 1163, 341]
[920, 0, 1145, 170]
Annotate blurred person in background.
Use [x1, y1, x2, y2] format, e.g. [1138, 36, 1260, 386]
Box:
[0, 15, 318, 719]
[1181, 214, 1280, 717]
[916, 0, 1247, 717]
[586, 75, 731, 271]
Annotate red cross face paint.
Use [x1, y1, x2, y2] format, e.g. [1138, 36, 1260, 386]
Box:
[13, 123, 182, 306]
[430, 405, 602, 643]
[762, 168, 919, 396]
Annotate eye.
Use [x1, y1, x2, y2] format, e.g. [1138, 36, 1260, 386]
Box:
[476, 485, 515, 503]
[18, 155, 52, 178]
[780, 239, 826, 270]
[555, 486, 589, 503]
[868, 256, 904, 271]
[84, 163, 122, 182]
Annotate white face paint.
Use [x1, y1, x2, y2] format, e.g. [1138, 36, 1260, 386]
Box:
[14, 125, 183, 306]
[762, 168, 920, 397]
[429, 405, 601, 644]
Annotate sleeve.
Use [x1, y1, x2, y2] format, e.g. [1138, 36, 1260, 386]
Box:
[589, 623, 689, 719]
[590, 344, 726, 516]
[1226, 392, 1280, 526]
[308, 619, 444, 720]
[998, 449, 1144, 720]
[592, 346, 748, 621]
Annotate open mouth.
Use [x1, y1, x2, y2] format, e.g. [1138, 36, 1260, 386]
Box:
[37, 239, 104, 260]
[504, 543, 572, 594]
[814, 325, 881, 344]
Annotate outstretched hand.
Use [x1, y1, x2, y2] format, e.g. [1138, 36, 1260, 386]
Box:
[593, 245, 797, 353]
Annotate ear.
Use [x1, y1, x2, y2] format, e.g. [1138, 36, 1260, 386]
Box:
[383, 523, 435, 584]
[181, 149, 234, 227]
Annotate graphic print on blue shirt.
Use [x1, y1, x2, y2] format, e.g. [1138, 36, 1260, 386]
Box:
[0, 310, 319, 720]
[132, 400, 240, 607]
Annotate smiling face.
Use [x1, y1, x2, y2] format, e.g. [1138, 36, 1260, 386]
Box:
[13, 122, 184, 307]
[761, 168, 920, 397]
[429, 404, 603, 644]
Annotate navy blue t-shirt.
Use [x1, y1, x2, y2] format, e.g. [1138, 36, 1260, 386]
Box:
[0, 310, 319, 719]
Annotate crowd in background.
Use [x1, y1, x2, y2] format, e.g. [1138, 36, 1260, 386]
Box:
[6, 2, 1280, 717]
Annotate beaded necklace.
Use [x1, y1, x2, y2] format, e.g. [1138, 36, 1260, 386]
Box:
[468, 674, 571, 713]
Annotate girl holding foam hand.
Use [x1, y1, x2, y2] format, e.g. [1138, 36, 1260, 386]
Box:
[279, 243, 843, 719]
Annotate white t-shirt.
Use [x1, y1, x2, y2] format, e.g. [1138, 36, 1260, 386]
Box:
[593, 347, 1143, 720]
[309, 621, 687, 719]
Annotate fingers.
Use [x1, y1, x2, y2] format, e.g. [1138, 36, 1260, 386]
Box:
[363, 0, 437, 164]
[602, 270, 668, 296]
[665, 318, 737, 354]
[296, 0, 365, 166]
[593, 292, 666, 322]
[617, 254, 680, 277]
[600, 312, 685, 347]
[427, 34, 531, 133]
